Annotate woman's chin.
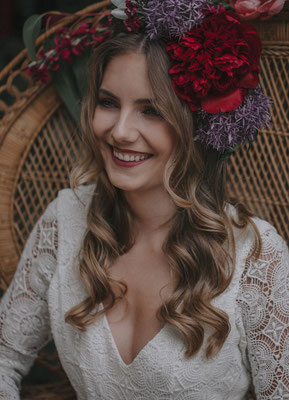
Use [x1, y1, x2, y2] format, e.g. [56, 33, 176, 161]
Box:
[111, 181, 144, 192]
[108, 176, 153, 193]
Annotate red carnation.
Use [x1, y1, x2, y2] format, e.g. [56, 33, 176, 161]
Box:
[166, 10, 262, 113]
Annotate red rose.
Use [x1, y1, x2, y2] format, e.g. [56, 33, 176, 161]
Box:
[166, 10, 261, 113]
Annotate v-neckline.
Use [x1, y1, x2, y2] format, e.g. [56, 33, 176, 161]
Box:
[100, 302, 167, 367]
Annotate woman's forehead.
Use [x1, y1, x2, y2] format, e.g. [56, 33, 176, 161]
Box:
[100, 52, 153, 99]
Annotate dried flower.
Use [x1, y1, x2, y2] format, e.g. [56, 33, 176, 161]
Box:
[144, 0, 210, 39]
[24, 62, 51, 83]
[124, 0, 142, 32]
[24, 22, 111, 83]
[194, 86, 272, 152]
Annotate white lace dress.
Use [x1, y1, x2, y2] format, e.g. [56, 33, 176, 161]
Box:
[0, 185, 288, 400]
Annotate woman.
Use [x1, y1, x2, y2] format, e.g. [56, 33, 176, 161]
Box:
[0, 2, 289, 399]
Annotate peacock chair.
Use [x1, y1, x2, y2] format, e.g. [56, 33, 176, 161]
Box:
[0, 1, 288, 398]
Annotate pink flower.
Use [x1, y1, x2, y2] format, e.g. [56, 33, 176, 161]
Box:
[230, 0, 286, 20]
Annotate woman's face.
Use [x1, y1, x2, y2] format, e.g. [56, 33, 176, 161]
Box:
[92, 52, 177, 193]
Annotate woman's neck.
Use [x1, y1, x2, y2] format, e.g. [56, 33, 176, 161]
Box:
[124, 188, 176, 245]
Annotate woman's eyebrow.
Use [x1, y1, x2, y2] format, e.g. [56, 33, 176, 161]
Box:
[99, 88, 117, 99]
[99, 88, 155, 105]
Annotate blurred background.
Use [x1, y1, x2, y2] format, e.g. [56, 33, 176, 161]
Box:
[0, 0, 98, 71]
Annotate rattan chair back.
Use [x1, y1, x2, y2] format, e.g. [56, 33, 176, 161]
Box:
[226, 16, 289, 245]
[0, 3, 109, 398]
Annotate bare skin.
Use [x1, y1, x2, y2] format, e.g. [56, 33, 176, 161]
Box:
[93, 52, 178, 365]
[103, 240, 175, 365]
[103, 188, 177, 365]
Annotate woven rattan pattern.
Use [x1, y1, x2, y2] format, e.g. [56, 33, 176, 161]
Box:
[226, 42, 289, 245]
[14, 106, 80, 253]
[0, 0, 111, 145]
[0, 2, 109, 399]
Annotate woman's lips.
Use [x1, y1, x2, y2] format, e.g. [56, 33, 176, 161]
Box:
[110, 145, 153, 168]
[112, 145, 153, 157]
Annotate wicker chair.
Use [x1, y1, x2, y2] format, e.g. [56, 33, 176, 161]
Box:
[0, 1, 288, 398]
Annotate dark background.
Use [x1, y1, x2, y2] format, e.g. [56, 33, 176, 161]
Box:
[1, 0, 288, 71]
[0, 0, 98, 71]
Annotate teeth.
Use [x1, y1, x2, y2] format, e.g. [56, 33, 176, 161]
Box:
[113, 149, 150, 162]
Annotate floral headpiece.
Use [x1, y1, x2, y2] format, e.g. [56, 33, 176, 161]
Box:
[110, 0, 272, 158]
[24, 0, 274, 159]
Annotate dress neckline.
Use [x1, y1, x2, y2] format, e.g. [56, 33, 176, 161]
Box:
[99, 302, 167, 367]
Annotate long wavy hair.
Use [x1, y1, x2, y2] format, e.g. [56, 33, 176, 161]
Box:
[66, 33, 262, 359]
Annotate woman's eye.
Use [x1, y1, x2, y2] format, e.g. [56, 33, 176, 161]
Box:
[142, 106, 162, 118]
[97, 98, 117, 108]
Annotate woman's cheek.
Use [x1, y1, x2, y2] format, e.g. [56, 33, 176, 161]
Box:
[93, 111, 112, 138]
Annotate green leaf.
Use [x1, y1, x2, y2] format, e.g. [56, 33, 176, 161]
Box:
[72, 52, 90, 98]
[111, 8, 128, 20]
[111, 0, 126, 9]
[51, 65, 82, 127]
[219, 143, 241, 162]
[23, 14, 43, 61]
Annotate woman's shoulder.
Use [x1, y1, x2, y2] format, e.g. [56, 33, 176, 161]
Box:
[241, 213, 288, 277]
[225, 202, 288, 289]
[41, 184, 96, 227]
[225, 203, 289, 300]
[54, 184, 96, 214]
[225, 202, 284, 247]
[57, 183, 96, 204]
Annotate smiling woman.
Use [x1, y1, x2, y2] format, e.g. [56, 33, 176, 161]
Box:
[0, 2, 288, 400]
[93, 52, 176, 193]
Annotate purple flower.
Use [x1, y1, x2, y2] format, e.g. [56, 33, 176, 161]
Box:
[144, 0, 211, 39]
[194, 86, 272, 153]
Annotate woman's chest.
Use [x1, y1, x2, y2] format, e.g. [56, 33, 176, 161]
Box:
[48, 213, 250, 398]
[102, 248, 176, 365]
[48, 260, 250, 399]
[49, 284, 250, 400]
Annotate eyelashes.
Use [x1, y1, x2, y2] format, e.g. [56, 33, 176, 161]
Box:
[97, 98, 115, 108]
[97, 98, 162, 118]
[143, 106, 162, 117]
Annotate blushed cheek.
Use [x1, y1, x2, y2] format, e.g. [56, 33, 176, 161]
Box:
[92, 119, 99, 139]
[97, 142, 108, 162]
[92, 110, 106, 139]
[93, 109, 116, 134]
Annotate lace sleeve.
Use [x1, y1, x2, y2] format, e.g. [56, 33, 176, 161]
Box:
[0, 199, 58, 400]
[237, 226, 289, 399]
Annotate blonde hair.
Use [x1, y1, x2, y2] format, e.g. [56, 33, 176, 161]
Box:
[66, 33, 262, 359]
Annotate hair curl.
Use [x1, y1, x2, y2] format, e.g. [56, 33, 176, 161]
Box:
[66, 33, 262, 359]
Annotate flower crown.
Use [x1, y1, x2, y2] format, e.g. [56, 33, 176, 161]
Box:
[24, 0, 273, 160]
[110, 0, 272, 159]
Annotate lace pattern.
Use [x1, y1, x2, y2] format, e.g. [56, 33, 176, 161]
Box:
[0, 200, 58, 399]
[236, 225, 289, 399]
[0, 187, 288, 399]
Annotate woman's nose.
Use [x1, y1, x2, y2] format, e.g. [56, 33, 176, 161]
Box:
[111, 110, 139, 143]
